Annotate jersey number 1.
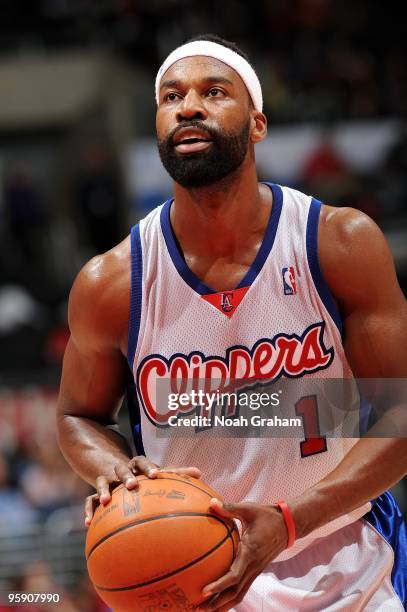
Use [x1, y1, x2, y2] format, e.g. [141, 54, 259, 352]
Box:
[295, 395, 327, 457]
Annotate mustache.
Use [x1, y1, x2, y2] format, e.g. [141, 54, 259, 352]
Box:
[166, 120, 221, 147]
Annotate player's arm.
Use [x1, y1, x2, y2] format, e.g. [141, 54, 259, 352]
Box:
[288, 207, 407, 538]
[199, 208, 407, 611]
[57, 250, 201, 523]
[57, 252, 137, 490]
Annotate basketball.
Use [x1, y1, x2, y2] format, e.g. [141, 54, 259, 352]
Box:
[85, 473, 240, 611]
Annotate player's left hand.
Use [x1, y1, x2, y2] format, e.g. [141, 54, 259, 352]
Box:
[197, 498, 288, 611]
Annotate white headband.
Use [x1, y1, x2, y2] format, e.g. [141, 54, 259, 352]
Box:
[155, 40, 263, 112]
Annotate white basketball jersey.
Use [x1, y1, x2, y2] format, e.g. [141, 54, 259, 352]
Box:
[127, 182, 371, 561]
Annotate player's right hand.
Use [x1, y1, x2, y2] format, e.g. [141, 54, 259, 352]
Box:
[84, 455, 201, 526]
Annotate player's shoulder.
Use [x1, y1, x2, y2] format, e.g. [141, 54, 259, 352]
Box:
[68, 235, 131, 348]
[319, 204, 395, 306]
[320, 204, 384, 246]
[73, 235, 131, 298]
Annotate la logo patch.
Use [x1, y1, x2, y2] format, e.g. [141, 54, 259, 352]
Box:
[282, 266, 297, 295]
[202, 286, 249, 318]
[221, 292, 234, 313]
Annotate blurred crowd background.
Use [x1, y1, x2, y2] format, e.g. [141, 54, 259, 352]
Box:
[0, 1, 406, 609]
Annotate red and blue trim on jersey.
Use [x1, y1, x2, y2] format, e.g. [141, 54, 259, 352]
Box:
[159, 182, 283, 296]
[128, 224, 143, 371]
[127, 223, 145, 455]
[306, 198, 343, 336]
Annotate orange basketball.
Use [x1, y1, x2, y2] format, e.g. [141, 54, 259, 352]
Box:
[85, 473, 240, 611]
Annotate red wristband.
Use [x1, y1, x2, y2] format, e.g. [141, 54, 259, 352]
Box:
[276, 500, 296, 548]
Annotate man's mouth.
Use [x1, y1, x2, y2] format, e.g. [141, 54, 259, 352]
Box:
[173, 129, 213, 154]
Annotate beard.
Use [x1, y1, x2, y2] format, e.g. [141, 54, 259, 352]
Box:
[157, 118, 251, 189]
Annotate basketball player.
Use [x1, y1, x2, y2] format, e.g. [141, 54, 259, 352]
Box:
[57, 35, 407, 611]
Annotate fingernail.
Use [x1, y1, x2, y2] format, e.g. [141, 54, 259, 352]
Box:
[202, 591, 212, 598]
[85, 517, 90, 526]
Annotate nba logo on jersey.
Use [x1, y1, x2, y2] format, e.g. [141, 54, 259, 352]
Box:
[221, 292, 234, 312]
[282, 266, 296, 295]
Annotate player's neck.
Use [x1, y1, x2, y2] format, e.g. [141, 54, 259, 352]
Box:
[171, 164, 270, 258]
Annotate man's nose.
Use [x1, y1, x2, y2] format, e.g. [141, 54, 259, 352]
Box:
[176, 89, 208, 122]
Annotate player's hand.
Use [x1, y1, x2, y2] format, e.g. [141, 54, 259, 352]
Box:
[84, 455, 201, 526]
[197, 498, 288, 611]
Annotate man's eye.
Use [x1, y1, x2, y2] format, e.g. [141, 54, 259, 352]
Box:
[207, 88, 223, 97]
[165, 92, 180, 102]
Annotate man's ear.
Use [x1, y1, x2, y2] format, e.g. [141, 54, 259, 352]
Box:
[250, 112, 267, 144]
